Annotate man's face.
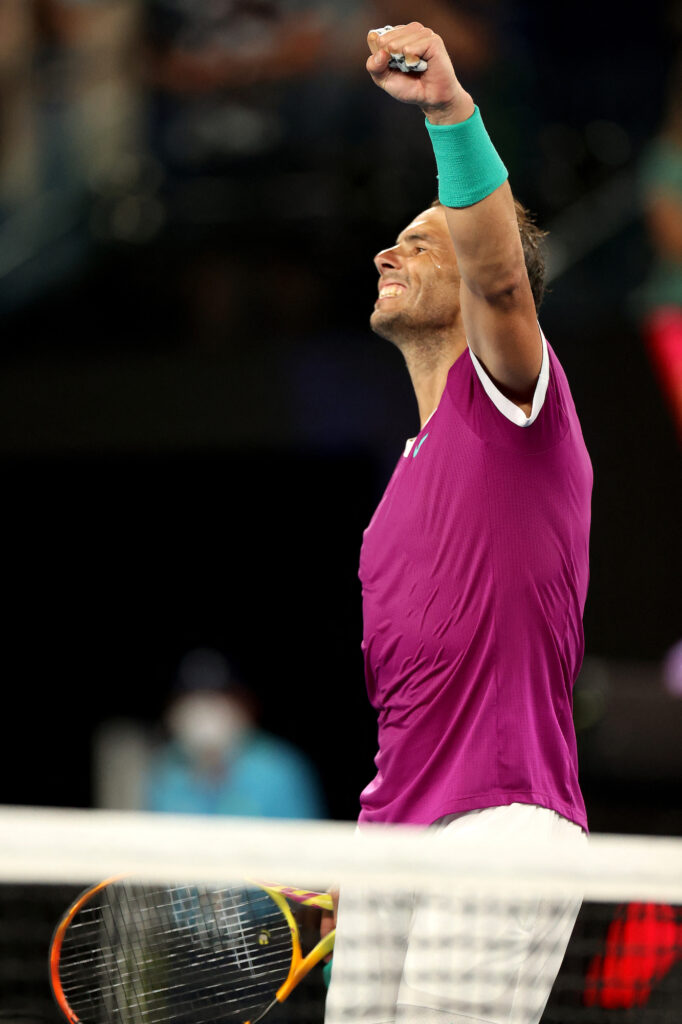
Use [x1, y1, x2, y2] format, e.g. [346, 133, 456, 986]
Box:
[370, 205, 461, 346]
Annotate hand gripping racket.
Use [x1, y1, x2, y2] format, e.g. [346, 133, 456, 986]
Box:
[372, 26, 428, 73]
[50, 876, 335, 1024]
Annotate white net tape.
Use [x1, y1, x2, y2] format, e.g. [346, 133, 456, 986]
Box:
[2, 804, 681, 901]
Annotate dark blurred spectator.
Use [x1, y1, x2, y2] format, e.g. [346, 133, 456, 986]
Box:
[144, 648, 326, 818]
[1, 0, 143, 310]
[638, 57, 682, 442]
[0, 1, 37, 209]
[142, 0, 368, 176]
[36, 0, 141, 194]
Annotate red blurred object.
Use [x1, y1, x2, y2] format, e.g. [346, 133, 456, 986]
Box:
[643, 307, 682, 443]
[584, 902, 681, 1009]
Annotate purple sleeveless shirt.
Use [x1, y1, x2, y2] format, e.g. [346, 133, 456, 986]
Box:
[358, 338, 591, 831]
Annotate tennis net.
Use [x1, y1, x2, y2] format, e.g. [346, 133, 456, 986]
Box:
[0, 805, 680, 1024]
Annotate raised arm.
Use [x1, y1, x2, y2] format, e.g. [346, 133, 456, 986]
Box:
[367, 23, 542, 409]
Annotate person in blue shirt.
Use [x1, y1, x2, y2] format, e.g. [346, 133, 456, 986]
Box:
[145, 648, 326, 819]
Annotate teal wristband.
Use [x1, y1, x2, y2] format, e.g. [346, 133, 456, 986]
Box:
[322, 959, 333, 988]
[425, 106, 508, 208]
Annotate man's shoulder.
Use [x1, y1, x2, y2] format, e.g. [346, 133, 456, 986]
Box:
[444, 327, 577, 451]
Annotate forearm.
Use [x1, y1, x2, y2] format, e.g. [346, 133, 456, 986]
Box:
[442, 182, 528, 304]
[424, 95, 526, 303]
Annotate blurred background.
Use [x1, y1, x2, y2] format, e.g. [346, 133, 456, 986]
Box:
[1, 0, 681, 834]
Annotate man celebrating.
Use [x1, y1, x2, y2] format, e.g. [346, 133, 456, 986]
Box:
[324, 22, 592, 1024]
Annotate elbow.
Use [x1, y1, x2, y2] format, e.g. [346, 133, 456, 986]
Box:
[461, 243, 529, 307]
[477, 269, 528, 309]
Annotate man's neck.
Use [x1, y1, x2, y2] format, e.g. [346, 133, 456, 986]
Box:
[403, 334, 468, 428]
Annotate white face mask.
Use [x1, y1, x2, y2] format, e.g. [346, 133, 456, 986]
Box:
[168, 694, 248, 758]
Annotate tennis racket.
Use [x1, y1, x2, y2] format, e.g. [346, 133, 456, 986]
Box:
[50, 876, 335, 1024]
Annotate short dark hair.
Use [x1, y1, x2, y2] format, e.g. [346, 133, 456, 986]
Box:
[430, 197, 548, 311]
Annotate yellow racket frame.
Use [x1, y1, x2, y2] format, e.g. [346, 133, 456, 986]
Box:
[254, 884, 335, 1009]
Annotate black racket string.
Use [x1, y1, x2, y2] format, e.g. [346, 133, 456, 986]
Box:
[57, 883, 294, 1024]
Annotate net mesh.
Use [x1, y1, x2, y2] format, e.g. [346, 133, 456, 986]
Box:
[0, 806, 680, 1024]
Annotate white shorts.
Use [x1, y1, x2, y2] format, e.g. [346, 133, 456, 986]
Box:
[324, 803, 586, 1024]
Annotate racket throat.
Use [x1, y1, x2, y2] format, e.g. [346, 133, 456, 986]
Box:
[278, 928, 337, 1001]
[247, 928, 335, 1022]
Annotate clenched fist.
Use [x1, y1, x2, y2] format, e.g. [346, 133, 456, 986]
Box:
[366, 23, 474, 126]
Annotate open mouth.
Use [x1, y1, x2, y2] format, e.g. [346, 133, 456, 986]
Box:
[377, 283, 406, 300]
